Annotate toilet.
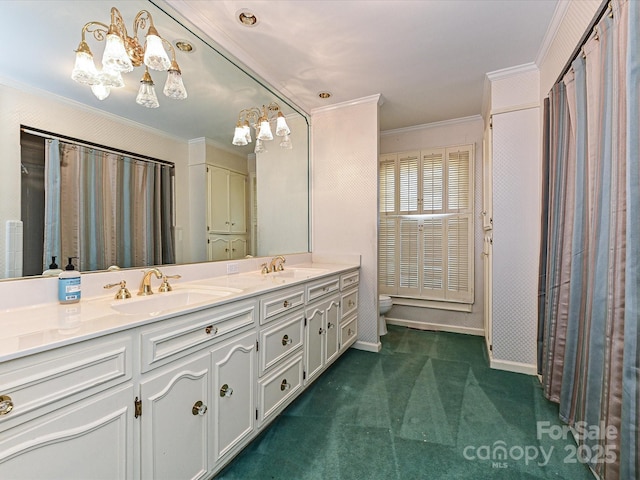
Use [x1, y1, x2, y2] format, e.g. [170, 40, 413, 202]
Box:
[379, 295, 393, 336]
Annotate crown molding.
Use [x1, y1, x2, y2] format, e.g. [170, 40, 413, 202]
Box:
[486, 62, 539, 82]
[381, 114, 482, 137]
[535, 0, 572, 67]
[310, 94, 384, 116]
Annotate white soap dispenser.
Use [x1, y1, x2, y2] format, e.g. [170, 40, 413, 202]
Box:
[58, 257, 81, 304]
[43, 256, 63, 276]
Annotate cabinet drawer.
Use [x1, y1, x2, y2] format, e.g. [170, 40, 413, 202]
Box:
[340, 315, 358, 351]
[257, 351, 303, 425]
[141, 299, 256, 372]
[259, 286, 305, 325]
[306, 276, 340, 303]
[0, 335, 132, 429]
[340, 288, 358, 319]
[258, 312, 304, 376]
[340, 270, 359, 290]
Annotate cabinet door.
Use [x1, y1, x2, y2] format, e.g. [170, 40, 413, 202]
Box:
[140, 354, 210, 480]
[228, 236, 247, 260]
[211, 330, 256, 463]
[208, 235, 230, 261]
[325, 297, 340, 365]
[304, 305, 325, 384]
[207, 166, 230, 233]
[0, 385, 134, 480]
[228, 172, 246, 234]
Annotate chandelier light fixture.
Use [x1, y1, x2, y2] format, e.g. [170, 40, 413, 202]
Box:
[71, 7, 187, 107]
[232, 102, 292, 153]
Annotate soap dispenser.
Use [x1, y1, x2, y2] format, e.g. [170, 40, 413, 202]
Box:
[58, 257, 81, 304]
[43, 256, 63, 276]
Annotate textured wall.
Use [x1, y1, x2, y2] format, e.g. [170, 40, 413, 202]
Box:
[311, 96, 381, 349]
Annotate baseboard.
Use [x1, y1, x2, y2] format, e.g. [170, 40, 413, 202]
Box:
[489, 356, 537, 375]
[386, 318, 484, 336]
[352, 340, 382, 352]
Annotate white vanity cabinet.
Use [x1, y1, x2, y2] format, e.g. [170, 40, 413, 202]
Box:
[0, 334, 135, 479]
[0, 264, 361, 480]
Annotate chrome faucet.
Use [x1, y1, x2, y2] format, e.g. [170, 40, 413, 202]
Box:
[269, 255, 286, 273]
[138, 268, 163, 296]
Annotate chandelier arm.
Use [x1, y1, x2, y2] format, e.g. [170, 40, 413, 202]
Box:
[109, 7, 129, 39]
[81, 21, 110, 43]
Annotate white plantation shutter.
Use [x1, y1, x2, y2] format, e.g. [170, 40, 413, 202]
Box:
[379, 155, 396, 213]
[422, 149, 444, 213]
[378, 217, 397, 293]
[422, 218, 444, 293]
[399, 152, 419, 213]
[379, 144, 474, 304]
[447, 147, 472, 212]
[399, 218, 420, 294]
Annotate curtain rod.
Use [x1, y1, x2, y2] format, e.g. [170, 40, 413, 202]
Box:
[20, 126, 175, 168]
[554, 0, 611, 85]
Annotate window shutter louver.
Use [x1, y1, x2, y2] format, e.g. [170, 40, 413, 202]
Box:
[379, 158, 396, 214]
[422, 150, 444, 213]
[446, 215, 472, 302]
[422, 218, 444, 291]
[399, 153, 419, 213]
[399, 218, 420, 291]
[378, 217, 397, 291]
[446, 147, 471, 212]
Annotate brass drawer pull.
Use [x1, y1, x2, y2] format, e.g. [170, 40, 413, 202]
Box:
[192, 400, 208, 416]
[205, 325, 218, 335]
[327, 322, 334, 329]
[220, 384, 233, 397]
[0, 395, 14, 416]
[283, 300, 291, 308]
[280, 379, 291, 391]
[282, 334, 293, 346]
[318, 327, 325, 335]
[348, 300, 355, 307]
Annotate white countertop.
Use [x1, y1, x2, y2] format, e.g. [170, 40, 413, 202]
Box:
[0, 261, 359, 362]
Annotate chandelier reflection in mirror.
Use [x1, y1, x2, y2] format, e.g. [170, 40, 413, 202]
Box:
[71, 7, 187, 107]
[232, 102, 292, 154]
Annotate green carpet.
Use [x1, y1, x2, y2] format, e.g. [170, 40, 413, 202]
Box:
[216, 325, 594, 479]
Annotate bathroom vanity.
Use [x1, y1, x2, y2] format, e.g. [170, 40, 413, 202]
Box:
[0, 260, 359, 479]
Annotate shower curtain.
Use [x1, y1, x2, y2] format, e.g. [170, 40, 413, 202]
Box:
[538, 1, 639, 479]
[44, 141, 175, 272]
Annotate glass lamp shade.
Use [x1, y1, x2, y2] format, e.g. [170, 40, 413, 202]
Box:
[102, 33, 133, 73]
[232, 126, 248, 146]
[71, 50, 100, 85]
[243, 124, 252, 143]
[136, 81, 159, 108]
[144, 34, 171, 71]
[163, 70, 187, 99]
[276, 114, 290, 136]
[254, 138, 266, 154]
[279, 134, 293, 150]
[98, 68, 124, 88]
[91, 84, 110, 100]
[257, 120, 273, 141]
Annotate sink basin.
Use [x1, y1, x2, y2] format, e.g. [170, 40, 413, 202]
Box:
[109, 288, 236, 316]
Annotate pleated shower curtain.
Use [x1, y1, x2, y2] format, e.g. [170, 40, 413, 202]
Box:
[538, 1, 639, 479]
[45, 141, 175, 272]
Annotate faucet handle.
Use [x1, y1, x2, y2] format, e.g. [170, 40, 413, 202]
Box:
[260, 263, 269, 275]
[158, 274, 181, 293]
[276, 256, 286, 271]
[104, 280, 132, 300]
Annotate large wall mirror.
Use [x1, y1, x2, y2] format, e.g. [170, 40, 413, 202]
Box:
[0, 0, 310, 280]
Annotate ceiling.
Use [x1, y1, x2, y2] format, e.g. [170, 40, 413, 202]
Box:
[166, 0, 560, 132]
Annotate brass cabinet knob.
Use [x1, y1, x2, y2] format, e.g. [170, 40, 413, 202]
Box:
[318, 328, 325, 335]
[327, 322, 334, 329]
[220, 384, 233, 397]
[280, 379, 291, 392]
[283, 300, 291, 308]
[0, 395, 14, 415]
[348, 300, 355, 307]
[348, 328, 354, 337]
[282, 334, 293, 346]
[192, 400, 207, 416]
[205, 325, 218, 335]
